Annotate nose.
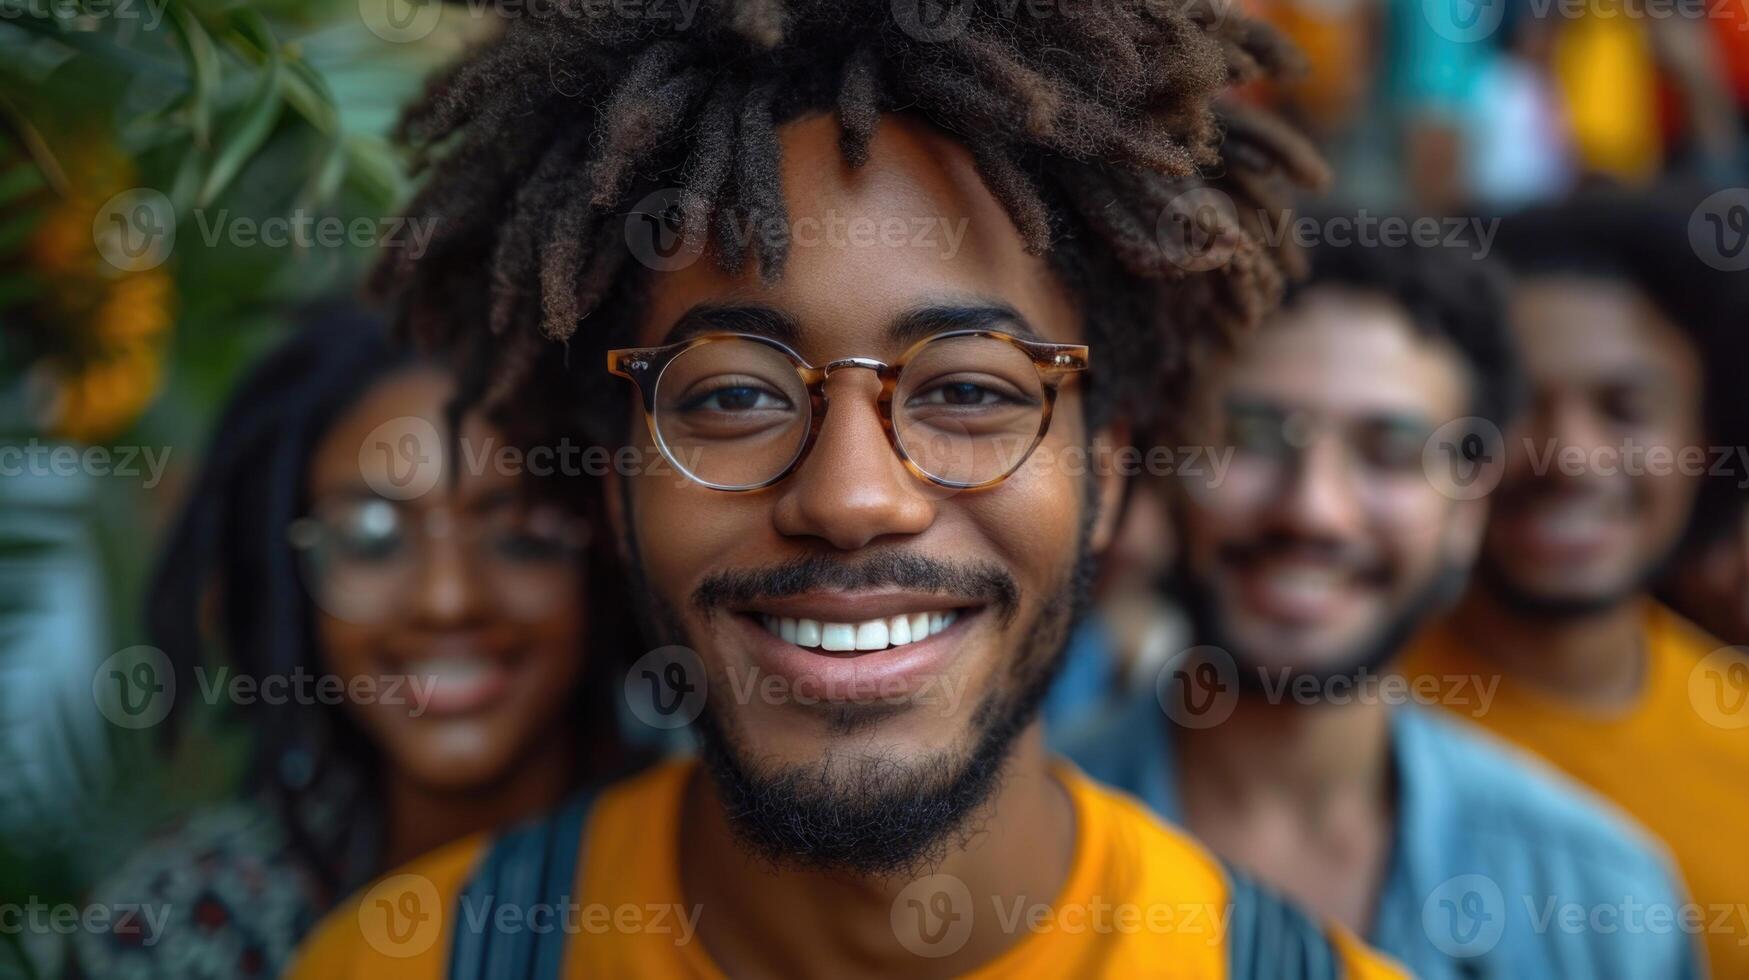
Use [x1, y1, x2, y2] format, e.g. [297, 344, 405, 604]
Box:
[407, 514, 490, 625]
[1268, 433, 1366, 539]
[1530, 396, 1613, 487]
[772, 368, 937, 550]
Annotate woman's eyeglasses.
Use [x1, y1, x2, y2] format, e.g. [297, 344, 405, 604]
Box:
[288, 497, 588, 625]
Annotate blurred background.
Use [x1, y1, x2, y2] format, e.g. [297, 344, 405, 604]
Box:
[0, 0, 1743, 976]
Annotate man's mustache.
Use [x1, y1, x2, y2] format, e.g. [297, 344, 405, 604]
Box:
[1217, 532, 1387, 585]
[692, 551, 1021, 625]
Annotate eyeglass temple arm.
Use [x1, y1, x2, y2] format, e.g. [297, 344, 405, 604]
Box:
[1029, 344, 1089, 383]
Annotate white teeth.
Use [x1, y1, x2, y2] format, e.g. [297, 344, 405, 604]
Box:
[757, 609, 962, 650]
[854, 620, 889, 650]
[406, 657, 489, 680]
[821, 623, 857, 651]
[909, 612, 929, 640]
[889, 615, 912, 645]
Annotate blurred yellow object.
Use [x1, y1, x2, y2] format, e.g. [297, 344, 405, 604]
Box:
[1405, 605, 1749, 978]
[1552, 3, 1661, 182]
[22, 143, 176, 444]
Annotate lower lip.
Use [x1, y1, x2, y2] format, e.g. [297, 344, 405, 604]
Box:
[398, 663, 515, 717]
[733, 610, 978, 704]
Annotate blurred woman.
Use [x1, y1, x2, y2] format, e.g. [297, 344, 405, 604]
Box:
[73, 306, 635, 979]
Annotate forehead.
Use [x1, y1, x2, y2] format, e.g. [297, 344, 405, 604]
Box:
[308, 365, 521, 504]
[1510, 276, 1698, 390]
[632, 112, 1082, 357]
[1205, 287, 1469, 420]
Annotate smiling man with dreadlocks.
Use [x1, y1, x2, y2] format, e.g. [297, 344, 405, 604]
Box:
[292, 1, 1405, 977]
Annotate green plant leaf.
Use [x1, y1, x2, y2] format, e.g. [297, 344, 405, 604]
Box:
[0, 163, 43, 206]
[195, 11, 283, 207]
[166, 3, 220, 149]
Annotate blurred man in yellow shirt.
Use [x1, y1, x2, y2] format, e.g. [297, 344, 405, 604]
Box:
[287, 2, 1404, 978]
[1404, 191, 1749, 976]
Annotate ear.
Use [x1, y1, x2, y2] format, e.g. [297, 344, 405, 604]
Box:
[1088, 420, 1132, 555]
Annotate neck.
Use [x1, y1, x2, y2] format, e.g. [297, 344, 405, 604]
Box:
[682, 724, 1075, 980]
[1449, 588, 1647, 709]
[1176, 695, 1396, 935]
[1178, 695, 1394, 819]
[380, 734, 577, 871]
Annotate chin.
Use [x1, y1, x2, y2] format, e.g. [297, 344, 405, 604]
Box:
[393, 731, 516, 792]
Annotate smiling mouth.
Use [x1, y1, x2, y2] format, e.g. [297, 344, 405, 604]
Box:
[753, 609, 964, 653]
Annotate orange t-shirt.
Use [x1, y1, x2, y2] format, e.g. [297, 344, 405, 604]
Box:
[291, 760, 1403, 978]
[1403, 604, 1749, 976]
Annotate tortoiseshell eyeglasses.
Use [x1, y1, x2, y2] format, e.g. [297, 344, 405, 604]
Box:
[606, 329, 1089, 491]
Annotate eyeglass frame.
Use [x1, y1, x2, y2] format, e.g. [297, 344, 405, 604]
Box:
[285, 498, 591, 623]
[606, 328, 1090, 492]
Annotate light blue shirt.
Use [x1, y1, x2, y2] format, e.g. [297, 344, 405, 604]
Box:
[1055, 699, 1703, 979]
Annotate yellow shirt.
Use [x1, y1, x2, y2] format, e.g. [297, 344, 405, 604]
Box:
[291, 760, 1403, 979]
[1403, 604, 1749, 976]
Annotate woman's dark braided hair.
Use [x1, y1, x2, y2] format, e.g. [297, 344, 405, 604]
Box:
[373, 0, 1326, 431]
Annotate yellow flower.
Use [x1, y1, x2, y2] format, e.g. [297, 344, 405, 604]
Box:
[20, 142, 177, 443]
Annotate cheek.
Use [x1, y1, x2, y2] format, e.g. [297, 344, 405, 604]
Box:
[526, 575, 589, 682]
[630, 477, 754, 607]
[1639, 470, 1701, 540]
[1387, 519, 1458, 580]
[1175, 495, 1242, 573]
[312, 614, 405, 740]
[315, 614, 375, 683]
[962, 432, 1089, 592]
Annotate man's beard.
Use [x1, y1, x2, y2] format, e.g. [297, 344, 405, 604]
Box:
[1173, 544, 1471, 696]
[1473, 544, 1674, 622]
[622, 530, 1098, 879]
[1471, 481, 1679, 622]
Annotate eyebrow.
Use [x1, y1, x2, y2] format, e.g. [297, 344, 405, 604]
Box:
[659, 298, 1040, 352]
[888, 302, 1039, 348]
[1223, 396, 1435, 431]
[661, 304, 802, 347]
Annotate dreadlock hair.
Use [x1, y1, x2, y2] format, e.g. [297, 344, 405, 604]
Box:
[372, 0, 1327, 436]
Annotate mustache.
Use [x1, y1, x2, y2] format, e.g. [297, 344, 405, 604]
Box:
[691, 551, 1021, 625]
[1217, 532, 1384, 579]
